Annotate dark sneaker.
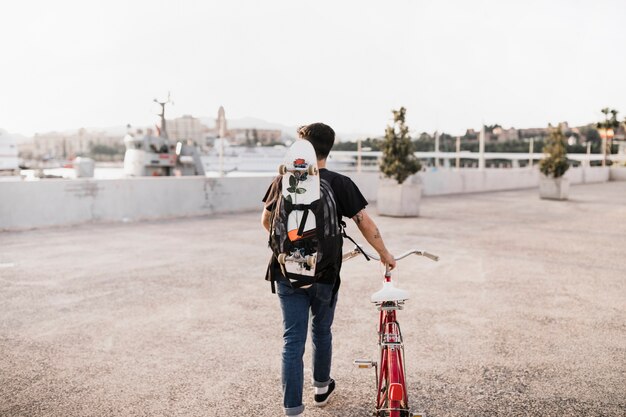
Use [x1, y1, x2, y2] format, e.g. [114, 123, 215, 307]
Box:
[314, 379, 335, 407]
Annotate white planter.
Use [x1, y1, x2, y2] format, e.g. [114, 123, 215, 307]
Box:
[377, 176, 422, 217]
[539, 176, 569, 200]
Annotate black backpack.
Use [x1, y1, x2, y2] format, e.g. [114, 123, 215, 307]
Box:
[265, 175, 343, 291]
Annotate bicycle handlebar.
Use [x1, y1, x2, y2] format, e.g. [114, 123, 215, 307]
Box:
[342, 246, 440, 263]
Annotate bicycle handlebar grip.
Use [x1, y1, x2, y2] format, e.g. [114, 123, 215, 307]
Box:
[423, 252, 440, 261]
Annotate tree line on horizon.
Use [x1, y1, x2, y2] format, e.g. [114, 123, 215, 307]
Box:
[334, 112, 624, 156]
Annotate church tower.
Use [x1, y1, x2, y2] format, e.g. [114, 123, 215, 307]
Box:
[216, 106, 227, 138]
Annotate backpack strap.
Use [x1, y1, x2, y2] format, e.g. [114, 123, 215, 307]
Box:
[284, 199, 320, 239]
[339, 220, 371, 261]
[265, 255, 277, 293]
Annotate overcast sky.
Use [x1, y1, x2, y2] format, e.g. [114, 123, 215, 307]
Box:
[1, 0, 625, 138]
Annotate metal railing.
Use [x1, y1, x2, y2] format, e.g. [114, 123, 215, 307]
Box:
[329, 150, 626, 172]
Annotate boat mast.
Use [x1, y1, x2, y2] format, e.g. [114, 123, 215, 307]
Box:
[153, 93, 172, 139]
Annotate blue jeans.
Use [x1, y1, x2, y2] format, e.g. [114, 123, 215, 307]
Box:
[277, 280, 337, 416]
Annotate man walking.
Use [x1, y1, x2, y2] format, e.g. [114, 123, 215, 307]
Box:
[262, 123, 396, 416]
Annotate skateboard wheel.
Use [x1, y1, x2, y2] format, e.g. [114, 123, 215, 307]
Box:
[278, 164, 287, 175]
[306, 255, 316, 267]
[307, 165, 318, 176]
[277, 253, 287, 264]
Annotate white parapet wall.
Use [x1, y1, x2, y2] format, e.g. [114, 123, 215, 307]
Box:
[0, 166, 618, 230]
[420, 168, 540, 196]
[0, 176, 273, 230]
[353, 166, 612, 201]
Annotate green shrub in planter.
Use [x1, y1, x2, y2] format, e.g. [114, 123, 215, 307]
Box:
[380, 107, 421, 184]
[539, 126, 569, 178]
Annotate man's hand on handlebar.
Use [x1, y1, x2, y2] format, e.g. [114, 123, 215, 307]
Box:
[380, 250, 397, 270]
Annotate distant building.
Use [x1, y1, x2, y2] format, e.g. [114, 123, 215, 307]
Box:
[461, 122, 582, 143]
[492, 126, 520, 142]
[517, 127, 550, 140]
[163, 106, 283, 147]
[463, 128, 478, 140]
[229, 128, 282, 145]
[166, 115, 208, 144]
[21, 106, 285, 161]
[24, 128, 123, 160]
[208, 106, 283, 146]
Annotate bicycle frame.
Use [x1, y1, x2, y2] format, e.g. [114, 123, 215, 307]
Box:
[344, 246, 439, 417]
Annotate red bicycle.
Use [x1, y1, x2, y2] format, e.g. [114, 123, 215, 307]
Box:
[343, 246, 439, 417]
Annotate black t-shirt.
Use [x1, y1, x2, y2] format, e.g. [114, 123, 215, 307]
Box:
[262, 168, 368, 285]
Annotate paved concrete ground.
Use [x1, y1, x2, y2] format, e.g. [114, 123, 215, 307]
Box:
[1, 181, 625, 417]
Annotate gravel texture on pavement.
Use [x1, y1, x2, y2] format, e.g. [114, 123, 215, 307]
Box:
[1, 181, 625, 417]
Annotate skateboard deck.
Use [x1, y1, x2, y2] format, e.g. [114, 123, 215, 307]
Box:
[279, 139, 320, 278]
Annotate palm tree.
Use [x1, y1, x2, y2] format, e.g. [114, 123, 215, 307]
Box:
[597, 108, 620, 166]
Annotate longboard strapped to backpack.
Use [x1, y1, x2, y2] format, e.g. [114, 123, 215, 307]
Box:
[276, 140, 320, 281]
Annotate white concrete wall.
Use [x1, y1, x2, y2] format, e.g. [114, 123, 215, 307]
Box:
[0, 167, 614, 230]
[420, 168, 540, 196]
[352, 167, 610, 200]
[0, 176, 273, 230]
[567, 166, 610, 183]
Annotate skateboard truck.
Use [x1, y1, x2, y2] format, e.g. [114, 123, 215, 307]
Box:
[278, 163, 318, 176]
[277, 253, 316, 267]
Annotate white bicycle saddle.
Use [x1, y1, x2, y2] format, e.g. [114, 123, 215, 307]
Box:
[370, 281, 410, 303]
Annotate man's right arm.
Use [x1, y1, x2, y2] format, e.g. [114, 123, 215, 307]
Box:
[352, 209, 396, 269]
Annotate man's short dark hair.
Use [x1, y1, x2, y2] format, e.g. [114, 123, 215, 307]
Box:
[297, 123, 335, 160]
